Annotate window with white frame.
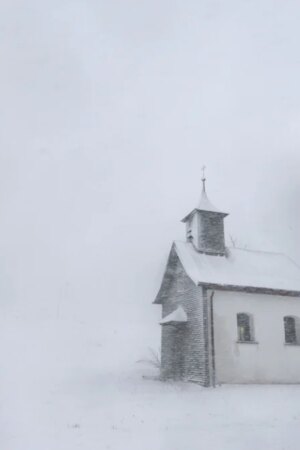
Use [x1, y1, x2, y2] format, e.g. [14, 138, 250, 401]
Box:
[284, 316, 300, 345]
[237, 313, 254, 342]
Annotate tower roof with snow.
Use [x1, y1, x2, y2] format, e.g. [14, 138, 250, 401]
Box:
[181, 173, 228, 223]
[197, 189, 225, 214]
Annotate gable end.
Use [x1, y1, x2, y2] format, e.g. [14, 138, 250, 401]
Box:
[153, 244, 197, 305]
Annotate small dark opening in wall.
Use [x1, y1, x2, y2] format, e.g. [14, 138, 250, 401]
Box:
[237, 313, 252, 342]
[284, 316, 297, 344]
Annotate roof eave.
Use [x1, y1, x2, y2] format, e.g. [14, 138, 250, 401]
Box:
[160, 321, 188, 326]
[181, 208, 228, 223]
[198, 281, 300, 297]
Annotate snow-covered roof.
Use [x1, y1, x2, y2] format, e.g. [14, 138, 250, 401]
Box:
[174, 241, 300, 294]
[160, 306, 188, 325]
[197, 190, 222, 213]
[181, 190, 228, 222]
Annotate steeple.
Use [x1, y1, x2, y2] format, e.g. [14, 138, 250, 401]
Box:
[202, 165, 206, 193]
[181, 169, 228, 256]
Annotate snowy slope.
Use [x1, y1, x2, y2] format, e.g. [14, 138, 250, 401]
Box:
[1, 314, 300, 450]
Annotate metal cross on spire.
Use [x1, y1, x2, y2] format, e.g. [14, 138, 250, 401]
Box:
[201, 165, 206, 192]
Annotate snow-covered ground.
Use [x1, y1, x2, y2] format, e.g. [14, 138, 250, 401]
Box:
[1, 315, 300, 450]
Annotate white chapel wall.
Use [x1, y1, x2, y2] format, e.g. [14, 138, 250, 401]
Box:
[212, 289, 300, 384]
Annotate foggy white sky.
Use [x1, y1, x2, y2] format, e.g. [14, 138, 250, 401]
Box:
[0, 1, 299, 337]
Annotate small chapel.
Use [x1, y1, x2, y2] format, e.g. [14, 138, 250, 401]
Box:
[154, 172, 300, 386]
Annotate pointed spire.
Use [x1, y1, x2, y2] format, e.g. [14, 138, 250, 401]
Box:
[198, 166, 221, 213]
[201, 165, 206, 193]
[181, 167, 228, 222]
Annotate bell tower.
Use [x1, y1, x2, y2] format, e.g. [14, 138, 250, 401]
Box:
[181, 168, 228, 256]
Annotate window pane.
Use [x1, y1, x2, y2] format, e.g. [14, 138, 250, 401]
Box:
[237, 313, 251, 341]
[284, 317, 297, 344]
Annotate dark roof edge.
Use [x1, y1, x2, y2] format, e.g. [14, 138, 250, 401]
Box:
[198, 282, 300, 297]
[153, 298, 162, 305]
[181, 208, 228, 223]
